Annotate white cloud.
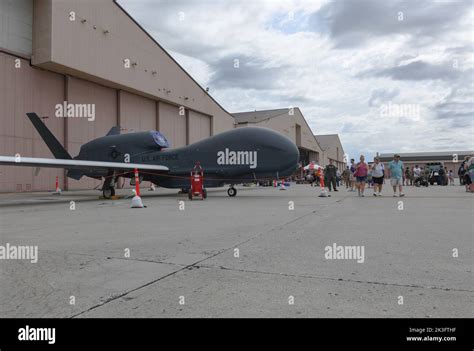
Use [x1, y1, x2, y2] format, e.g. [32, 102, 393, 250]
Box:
[119, 0, 473, 159]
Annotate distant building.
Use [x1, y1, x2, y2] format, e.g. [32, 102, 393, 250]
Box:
[314, 134, 346, 171]
[233, 108, 324, 166]
[379, 151, 473, 177]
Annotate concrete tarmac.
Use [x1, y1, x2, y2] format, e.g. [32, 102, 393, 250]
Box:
[0, 184, 472, 317]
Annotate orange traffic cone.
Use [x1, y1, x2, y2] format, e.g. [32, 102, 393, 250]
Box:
[52, 176, 61, 195]
[318, 174, 329, 197]
[131, 168, 145, 208]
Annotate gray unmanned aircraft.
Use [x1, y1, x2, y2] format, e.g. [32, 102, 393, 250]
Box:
[0, 113, 300, 198]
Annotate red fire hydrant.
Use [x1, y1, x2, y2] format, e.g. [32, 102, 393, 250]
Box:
[188, 162, 207, 200]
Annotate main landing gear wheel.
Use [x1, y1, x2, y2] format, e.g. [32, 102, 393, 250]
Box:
[102, 171, 116, 199]
[227, 187, 237, 197]
[203, 188, 207, 199]
[103, 187, 115, 199]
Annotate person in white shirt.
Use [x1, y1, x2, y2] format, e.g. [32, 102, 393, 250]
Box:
[448, 170, 454, 185]
[413, 165, 422, 179]
[371, 157, 385, 196]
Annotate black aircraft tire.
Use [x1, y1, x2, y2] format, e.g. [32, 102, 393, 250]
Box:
[188, 192, 192, 200]
[203, 189, 207, 199]
[228, 187, 237, 197]
[103, 187, 115, 199]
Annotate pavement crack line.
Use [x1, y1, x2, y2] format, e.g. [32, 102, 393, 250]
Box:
[69, 198, 348, 318]
[106, 256, 190, 267]
[194, 264, 474, 293]
[69, 252, 188, 267]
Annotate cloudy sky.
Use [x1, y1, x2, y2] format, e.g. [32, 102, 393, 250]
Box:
[119, 0, 473, 160]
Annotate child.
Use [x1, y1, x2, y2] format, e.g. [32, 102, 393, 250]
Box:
[448, 170, 454, 185]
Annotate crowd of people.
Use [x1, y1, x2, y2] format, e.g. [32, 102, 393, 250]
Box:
[302, 154, 474, 196]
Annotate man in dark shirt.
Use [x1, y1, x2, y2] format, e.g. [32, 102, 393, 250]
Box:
[438, 166, 446, 185]
[325, 159, 338, 191]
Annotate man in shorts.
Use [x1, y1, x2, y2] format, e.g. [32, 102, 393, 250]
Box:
[387, 154, 405, 197]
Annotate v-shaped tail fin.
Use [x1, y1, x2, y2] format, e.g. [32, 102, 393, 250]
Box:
[26, 113, 72, 160]
[106, 126, 121, 136]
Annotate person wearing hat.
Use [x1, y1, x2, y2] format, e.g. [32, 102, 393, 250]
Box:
[386, 154, 405, 197]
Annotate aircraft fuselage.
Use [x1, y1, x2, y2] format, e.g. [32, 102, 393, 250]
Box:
[76, 127, 299, 188]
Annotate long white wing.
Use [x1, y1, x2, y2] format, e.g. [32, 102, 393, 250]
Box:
[0, 156, 168, 172]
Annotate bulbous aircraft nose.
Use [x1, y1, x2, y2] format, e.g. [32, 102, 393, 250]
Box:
[285, 137, 300, 169]
[292, 143, 300, 165]
[270, 131, 300, 172]
[236, 127, 300, 172]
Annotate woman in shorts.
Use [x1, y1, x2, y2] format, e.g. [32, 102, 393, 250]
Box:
[371, 157, 385, 196]
[354, 155, 369, 197]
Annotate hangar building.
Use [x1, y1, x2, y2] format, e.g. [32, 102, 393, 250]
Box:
[0, 0, 234, 192]
[233, 108, 324, 166]
[314, 134, 346, 171]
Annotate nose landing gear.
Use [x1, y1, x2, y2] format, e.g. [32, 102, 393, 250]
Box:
[227, 186, 237, 197]
[103, 186, 115, 198]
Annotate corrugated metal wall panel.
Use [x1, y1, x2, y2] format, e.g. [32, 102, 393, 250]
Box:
[0, 0, 33, 56]
[0, 53, 64, 192]
[119, 91, 156, 132]
[188, 110, 211, 144]
[66, 77, 117, 190]
[158, 102, 186, 148]
[31, 64, 66, 191]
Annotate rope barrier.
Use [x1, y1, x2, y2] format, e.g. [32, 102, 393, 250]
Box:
[135, 170, 290, 183]
[0, 167, 297, 186]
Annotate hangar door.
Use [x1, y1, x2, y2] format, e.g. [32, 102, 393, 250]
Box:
[67, 77, 117, 190]
[188, 110, 211, 144]
[119, 91, 156, 132]
[0, 53, 64, 192]
[159, 102, 186, 148]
